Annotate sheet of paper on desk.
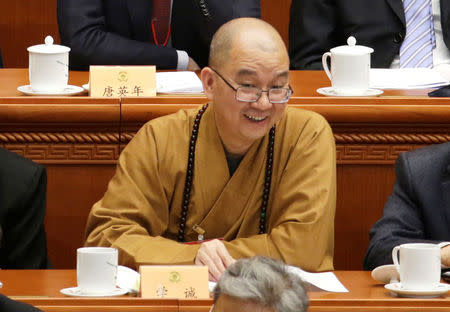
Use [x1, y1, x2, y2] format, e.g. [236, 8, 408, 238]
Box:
[208, 266, 348, 293]
[287, 266, 349, 293]
[156, 71, 204, 93]
[370, 68, 449, 89]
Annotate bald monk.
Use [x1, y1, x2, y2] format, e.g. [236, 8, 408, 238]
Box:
[85, 18, 336, 280]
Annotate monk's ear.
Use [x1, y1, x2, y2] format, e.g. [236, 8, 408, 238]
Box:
[200, 67, 215, 101]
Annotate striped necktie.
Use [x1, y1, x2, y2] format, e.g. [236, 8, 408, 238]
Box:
[399, 0, 436, 68]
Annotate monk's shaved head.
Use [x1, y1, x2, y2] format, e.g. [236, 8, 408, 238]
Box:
[209, 18, 288, 70]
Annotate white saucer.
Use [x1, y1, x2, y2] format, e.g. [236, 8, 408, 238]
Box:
[60, 286, 128, 297]
[17, 85, 85, 96]
[317, 87, 383, 97]
[385, 282, 449, 298]
[82, 83, 89, 91]
[371, 264, 399, 284]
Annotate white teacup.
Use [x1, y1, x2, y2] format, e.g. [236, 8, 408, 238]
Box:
[77, 247, 118, 294]
[392, 243, 441, 290]
[27, 36, 70, 92]
[322, 36, 374, 95]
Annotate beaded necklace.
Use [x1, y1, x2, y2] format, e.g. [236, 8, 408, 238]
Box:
[177, 104, 276, 242]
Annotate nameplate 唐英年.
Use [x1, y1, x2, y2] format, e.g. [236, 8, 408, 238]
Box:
[89, 66, 156, 97]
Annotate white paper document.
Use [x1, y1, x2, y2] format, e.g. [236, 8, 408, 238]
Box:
[287, 266, 349, 293]
[370, 68, 449, 89]
[209, 265, 348, 293]
[156, 71, 204, 94]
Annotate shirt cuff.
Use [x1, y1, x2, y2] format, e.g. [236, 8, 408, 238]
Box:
[176, 50, 189, 70]
[438, 242, 450, 249]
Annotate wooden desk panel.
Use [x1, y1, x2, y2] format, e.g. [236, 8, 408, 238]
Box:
[2, 270, 450, 312]
[0, 270, 178, 312]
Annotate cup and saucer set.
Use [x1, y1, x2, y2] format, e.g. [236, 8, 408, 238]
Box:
[17, 36, 85, 96]
[316, 37, 383, 97]
[60, 247, 140, 297]
[371, 243, 450, 298]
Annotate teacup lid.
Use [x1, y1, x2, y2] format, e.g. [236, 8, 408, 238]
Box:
[330, 36, 374, 55]
[27, 36, 71, 54]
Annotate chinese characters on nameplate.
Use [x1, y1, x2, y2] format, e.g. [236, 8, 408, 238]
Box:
[140, 265, 209, 299]
[89, 66, 156, 97]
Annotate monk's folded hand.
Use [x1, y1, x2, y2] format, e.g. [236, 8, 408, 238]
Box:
[194, 239, 235, 281]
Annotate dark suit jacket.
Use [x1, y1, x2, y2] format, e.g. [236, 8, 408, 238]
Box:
[0, 294, 42, 312]
[57, 0, 261, 70]
[289, 0, 450, 69]
[0, 148, 51, 269]
[364, 142, 450, 270]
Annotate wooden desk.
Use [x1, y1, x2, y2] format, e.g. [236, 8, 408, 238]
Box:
[1, 270, 450, 312]
[1, 69, 449, 270]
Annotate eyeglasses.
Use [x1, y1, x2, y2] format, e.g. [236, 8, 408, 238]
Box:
[210, 67, 293, 104]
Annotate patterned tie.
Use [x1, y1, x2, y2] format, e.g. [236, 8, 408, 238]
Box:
[151, 0, 171, 46]
[400, 0, 436, 68]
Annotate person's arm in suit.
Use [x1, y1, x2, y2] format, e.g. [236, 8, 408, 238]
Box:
[0, 150, 50, 269]
[363, 153, 440, 271]
[289, 0, 337, 69]
[57, 0, 180, 70]
[171, 0, 261, 68]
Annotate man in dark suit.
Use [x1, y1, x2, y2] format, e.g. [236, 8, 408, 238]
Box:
[0, 148, 51, 269]
[289, 0, 450, 69]
[57, 0, 260, 70]
[0, 294, 42, 312]
[364, 142, 450, 270]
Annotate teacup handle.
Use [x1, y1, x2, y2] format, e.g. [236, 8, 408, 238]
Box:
[392, 245, 401, 273]
[322, 52, 332, 81]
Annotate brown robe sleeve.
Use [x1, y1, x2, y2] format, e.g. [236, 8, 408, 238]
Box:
[223, 111, 336, 271]
[84, 114, 200, 269]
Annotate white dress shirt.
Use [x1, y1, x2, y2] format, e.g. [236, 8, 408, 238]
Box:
[390, 0, 450, 69]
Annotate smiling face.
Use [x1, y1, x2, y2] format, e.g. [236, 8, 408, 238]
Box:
[201, 20, 290, 155]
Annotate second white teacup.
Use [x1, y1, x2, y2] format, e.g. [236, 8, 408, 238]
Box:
[322, 36, 374, 95]
[77, 247, 118, 294]
[392, 243, 441, 290]
[27, 36, 70, 93]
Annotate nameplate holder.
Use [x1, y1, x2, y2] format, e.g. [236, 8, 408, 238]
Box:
[140, 265, 209, 299]
[89, 65, 156, 97]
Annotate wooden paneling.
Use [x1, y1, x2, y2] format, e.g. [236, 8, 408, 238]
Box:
[0, 0, 60, 68]
[2, 270, 450, 311]
[45, 165, 116, 268]
[261, 0, 292, 48]
[335, 165, 396, 269]
[0, 0, 291, 68]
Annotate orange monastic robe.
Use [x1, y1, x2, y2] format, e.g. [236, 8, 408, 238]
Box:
[85, 105, 336, 271]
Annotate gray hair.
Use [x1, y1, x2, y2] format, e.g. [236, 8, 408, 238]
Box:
[213, 256, 309, 312]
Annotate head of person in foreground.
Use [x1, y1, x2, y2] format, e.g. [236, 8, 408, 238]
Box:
[211, 256, 309, 312]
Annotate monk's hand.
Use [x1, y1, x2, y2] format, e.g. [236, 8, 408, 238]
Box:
[442, 245, 450, 267]
[194, 239, 235, 282]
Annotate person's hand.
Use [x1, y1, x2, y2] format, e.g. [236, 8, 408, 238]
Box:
[187, 57, 200, 71]
[194, 239, 235, 281]
[441, 245, 450, 267]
